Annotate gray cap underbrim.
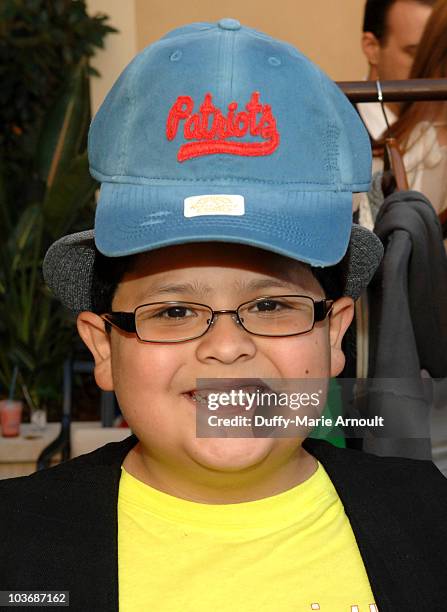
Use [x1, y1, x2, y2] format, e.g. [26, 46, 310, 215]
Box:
[43, 224, 383, 315]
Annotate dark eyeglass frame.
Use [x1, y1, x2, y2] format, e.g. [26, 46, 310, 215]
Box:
[100, 295, 334, 343]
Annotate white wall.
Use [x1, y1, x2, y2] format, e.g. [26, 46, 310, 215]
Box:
[87, 0, 138, 114]
[87, 1, 368, 114]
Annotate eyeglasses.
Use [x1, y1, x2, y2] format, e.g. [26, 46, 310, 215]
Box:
[101, 295, 334, 344]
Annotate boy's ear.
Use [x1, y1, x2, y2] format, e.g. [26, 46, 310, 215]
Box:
[76, 312, 114, 391]
[361, 31, 381, 71]
[328, 297, 354, 377]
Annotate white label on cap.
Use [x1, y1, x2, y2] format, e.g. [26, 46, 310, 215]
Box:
[184, 194, 245, 217]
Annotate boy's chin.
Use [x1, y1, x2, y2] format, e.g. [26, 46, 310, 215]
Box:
[187, 436, 279, 472]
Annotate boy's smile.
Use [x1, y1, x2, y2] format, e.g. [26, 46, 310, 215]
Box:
[78, 242, 353, 502]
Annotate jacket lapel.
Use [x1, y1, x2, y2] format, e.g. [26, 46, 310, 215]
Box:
[66, 434, 139, 612]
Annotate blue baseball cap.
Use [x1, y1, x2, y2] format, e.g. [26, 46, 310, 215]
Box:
[44, 18, 384, 314]
[89, 18, 372, 267]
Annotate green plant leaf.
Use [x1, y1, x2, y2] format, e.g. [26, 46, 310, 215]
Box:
[0, 163, 12, 241]
[7, 204, 42, 267]
[35, 59, 90, 187]
[43, 152, 97, 238]
[8, 343, 36, 372]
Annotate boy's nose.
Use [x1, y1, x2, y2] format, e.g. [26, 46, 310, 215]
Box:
[195, 311, 256, 364]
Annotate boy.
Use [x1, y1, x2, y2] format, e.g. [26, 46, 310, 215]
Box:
[1, 18, 447, 612]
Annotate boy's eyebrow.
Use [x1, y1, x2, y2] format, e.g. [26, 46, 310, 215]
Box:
[139, 281, 213, 298]
[236, 278, 304, 292]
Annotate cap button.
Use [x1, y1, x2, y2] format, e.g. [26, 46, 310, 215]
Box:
[218, 18, 241, 31]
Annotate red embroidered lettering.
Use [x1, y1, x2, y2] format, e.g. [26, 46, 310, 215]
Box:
[210, 112, 228, 140]
[166, 91, 280, 161]
[233, 111, 249, 137]
[166, 96, 194, 141]
[184, 114, 201, 140]
[200, 94, 216, 138]
[226, 101, 238, 137]
[246, 92, 263, 135]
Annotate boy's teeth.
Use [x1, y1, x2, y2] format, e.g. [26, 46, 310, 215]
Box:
[189, 391, 213, 404]
[189, 387, 265, 403]
[189, 391, 206, 403]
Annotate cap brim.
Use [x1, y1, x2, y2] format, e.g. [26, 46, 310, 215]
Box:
[94, 183, 354, 267]
[43, 224, 383, 314]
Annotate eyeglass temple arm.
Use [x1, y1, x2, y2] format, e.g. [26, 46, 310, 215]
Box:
[314, 300, 334, 322]
[102, 312, 136, 333]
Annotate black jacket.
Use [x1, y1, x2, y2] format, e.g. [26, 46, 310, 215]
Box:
[370, 190, 447, 379]
[365, 191, 447, 459]
[1, 434, 447, 611]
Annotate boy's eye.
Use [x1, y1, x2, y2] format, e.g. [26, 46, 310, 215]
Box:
[250, 299, 290, 313]
[155, 306, 196, 319]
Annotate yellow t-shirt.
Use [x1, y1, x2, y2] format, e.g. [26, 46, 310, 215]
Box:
[118, 462, 377, 612]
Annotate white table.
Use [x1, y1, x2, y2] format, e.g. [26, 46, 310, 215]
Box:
[0, 422, 131, 479]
